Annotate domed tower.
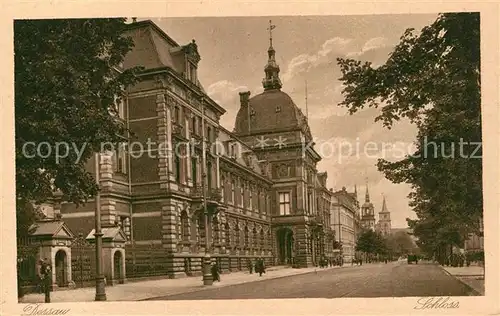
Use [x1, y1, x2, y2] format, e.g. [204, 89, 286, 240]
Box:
[378, 194, 392, 236]
[232, 20, 321, 268]
[361, 182, 376, 230]
[233, 20, 312, 144]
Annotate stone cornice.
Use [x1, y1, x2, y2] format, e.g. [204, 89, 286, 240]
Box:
[219, 156, 273, 186]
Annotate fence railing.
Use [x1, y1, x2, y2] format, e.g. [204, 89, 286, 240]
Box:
[125, 244, 170, 279]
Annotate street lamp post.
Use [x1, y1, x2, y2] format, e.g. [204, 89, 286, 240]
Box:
[200, 99, 213, 286]
[94, 153, 107, 301]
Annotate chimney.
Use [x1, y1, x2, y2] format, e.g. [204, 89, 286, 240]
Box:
[239, 91, 251, 107]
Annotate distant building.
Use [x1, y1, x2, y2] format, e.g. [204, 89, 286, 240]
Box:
[464, 217, 484, 253]
[360, 184, 376, 230]
[375, 195, 391, 236]
[331, 187, 359, 263]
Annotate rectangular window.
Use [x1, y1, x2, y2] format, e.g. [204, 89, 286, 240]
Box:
[221, 176, 225, 203]
[191, 116, 196, 134]
[249, 187, 253, 210]
[190, 64, 197, 83]
[191, 157, 197, 187]
[238, 180, 243, 207]
[231, 180, 235, 204]
[174, 147, 181, 183]
[279, 192, 291, 216]
[198, 117, 202, 137]
[114, 143, 127, 174]
[174, 107, 180, 123]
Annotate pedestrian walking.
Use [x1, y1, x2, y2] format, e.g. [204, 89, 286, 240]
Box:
[39, 258, 51, 303]
[247, 259, 253, 274]
[256, 257, 266, 276]
[211, 262, 220, 282]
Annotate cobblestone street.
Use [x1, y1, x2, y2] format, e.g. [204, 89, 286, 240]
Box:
[148, 261, 477, 300]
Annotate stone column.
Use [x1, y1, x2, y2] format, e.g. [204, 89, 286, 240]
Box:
[161, 200, 177, 253]
[100, 153, 116, 226]
[157, 93, 171, 189]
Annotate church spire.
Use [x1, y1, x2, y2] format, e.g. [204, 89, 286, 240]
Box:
[365, 179, 370, 203]
[381, 194, 389, 213]
[262, 20, 282, 91]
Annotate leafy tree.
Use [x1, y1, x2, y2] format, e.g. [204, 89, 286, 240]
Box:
[385, 231, 418, 257]
[15, 19, 141, 233]
[355, 229, 386, 255]
[337, 13, 481, 258]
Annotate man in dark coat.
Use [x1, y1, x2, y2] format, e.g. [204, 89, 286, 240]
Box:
[256, 258, 266, 276]
[211, 262, 220, 282]
[247, 259, 253, 274]
[39, 258, 52, 303]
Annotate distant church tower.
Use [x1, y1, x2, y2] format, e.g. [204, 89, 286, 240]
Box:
[360, 182, 376, 230]
[377, 194, 392, 236]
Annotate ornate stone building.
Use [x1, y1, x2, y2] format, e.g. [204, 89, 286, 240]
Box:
[232, 22, 331, 267]
[331, 187, 359, 263]
[58, 19, 334, 278]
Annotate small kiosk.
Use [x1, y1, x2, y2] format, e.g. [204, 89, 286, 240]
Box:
[29, 220, 76, 290]
[86, 226, 127, 285]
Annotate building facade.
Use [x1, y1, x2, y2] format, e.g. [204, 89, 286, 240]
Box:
[232, 24, 331, 267]
[56, 19, 338, 278]
[331, 187, 358, 263]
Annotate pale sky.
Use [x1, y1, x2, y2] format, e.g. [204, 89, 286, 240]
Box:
[144, 14, 439, 228]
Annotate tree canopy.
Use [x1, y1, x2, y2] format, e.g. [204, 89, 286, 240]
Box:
[337, 13, 481, 258]
[355, 229, 387, 255]
[15, 19, 141, 232]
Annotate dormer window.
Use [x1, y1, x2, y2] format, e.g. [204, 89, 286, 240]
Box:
[186, 61, 197, 84]
[275, 106, 281, 113]
[230, 143, 236, 158]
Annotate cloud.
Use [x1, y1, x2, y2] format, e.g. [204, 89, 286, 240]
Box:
[281, 37, 356, 83]
[346, 36, 390, 58]
[206, 80, 249, 130]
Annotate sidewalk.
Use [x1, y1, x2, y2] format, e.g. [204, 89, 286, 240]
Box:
[441, 265, 485, 295]
[19, 265, 344, 303]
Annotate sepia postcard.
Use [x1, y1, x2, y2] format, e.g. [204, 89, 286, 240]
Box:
[0, 1, 499, 315]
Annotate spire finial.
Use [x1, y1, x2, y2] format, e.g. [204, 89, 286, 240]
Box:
[267, 20, 276, 48]
[365, 177, 370, 202]
[262, 20, 282, 91]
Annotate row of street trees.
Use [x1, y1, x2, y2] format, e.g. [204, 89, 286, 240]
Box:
[355, 229, 419, 262]
[337, 13, 482, 263]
